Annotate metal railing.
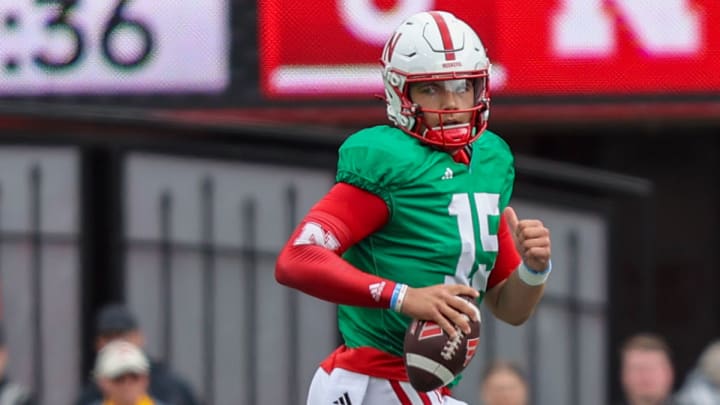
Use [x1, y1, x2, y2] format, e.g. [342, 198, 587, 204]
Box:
[122, 155, 336, 404]
[0, 154, 80, 405]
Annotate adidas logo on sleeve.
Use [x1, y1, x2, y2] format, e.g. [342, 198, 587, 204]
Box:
[368, 281, 386, 302]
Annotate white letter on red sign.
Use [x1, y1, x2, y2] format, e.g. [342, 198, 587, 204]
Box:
[553, 0, 701, 57]
[339, 0, 433, 46]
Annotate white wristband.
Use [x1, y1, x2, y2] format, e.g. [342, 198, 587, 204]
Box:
[517, 261, 552, 286]
[390, 284, 408, 312]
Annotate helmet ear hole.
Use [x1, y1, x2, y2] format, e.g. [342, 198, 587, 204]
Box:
[389, 73, 402, 87]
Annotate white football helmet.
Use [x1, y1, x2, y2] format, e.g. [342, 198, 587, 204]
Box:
[380, 11, 490, 149]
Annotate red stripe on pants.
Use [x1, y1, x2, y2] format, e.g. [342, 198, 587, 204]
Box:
[389, 380, 413, 405]
[418, 391, 432, 405]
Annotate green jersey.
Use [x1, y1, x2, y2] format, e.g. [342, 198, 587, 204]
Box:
[336, 125, 515, 356]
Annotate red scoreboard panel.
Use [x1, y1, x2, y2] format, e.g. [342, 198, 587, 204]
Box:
[259, 0, 720, 98]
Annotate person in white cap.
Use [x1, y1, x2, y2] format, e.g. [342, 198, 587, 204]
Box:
[76, 304, 197, 405]
[93, 340, 166, 405]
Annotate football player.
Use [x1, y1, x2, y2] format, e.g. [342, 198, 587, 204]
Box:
[275, 10, 552, 405]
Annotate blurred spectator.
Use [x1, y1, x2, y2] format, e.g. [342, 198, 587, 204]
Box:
[619, 333, 678, 405]
[76, 304, 199, 405]
[0, 322, 33, 405]
[675, 340, 720, 405]
[93, 340, 165, 405]
[479, 360, 529, 405]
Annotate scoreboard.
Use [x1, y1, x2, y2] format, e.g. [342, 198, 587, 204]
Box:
[0, 0, 228, 95]
[1, 0, 719, 122]
[260, 0, 720, 98]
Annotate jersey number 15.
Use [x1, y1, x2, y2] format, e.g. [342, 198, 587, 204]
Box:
[448, 192, 500, 290]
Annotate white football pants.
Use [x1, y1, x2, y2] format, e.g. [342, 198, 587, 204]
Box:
[306, 367, 468, 405]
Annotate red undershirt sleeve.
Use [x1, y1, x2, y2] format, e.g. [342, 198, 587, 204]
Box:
[275, 182, 398, 308]
[487, 215, 522, 290]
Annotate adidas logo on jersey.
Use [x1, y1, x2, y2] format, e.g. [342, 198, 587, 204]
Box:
[441, 167, 454, 180]
[369, 281, 386, 302]
[333, 392, 352, 405]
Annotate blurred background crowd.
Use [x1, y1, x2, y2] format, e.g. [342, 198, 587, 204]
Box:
[0, 1, 719, 404]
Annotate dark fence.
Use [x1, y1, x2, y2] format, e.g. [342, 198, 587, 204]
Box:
[0, 148, 81, 405]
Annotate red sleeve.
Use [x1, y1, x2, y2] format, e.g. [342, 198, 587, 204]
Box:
[486, 215, 522, 290]
[275, 182, 398, 307]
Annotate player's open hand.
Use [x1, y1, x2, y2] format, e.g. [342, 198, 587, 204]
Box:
[503, 206, 551, 272]
[400, 284, 479, 338]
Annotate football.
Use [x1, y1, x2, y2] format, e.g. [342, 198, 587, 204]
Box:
[403, 296, 481, 392]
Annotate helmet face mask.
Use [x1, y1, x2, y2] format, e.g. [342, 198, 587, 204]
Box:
[381, 11, 491, 150]
[407, 75, 489, 149]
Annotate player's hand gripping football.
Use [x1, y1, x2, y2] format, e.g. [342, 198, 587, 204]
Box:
[503, 206, 551, 272]
[399, 284, 479, 339]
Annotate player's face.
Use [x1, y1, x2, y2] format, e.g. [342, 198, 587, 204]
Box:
[480, 369, 528, 405]
[409, 79, 475, 128]
[621, 349, 674, 403]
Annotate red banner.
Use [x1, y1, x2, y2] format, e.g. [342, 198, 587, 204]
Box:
[259, 0, 720, 98]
